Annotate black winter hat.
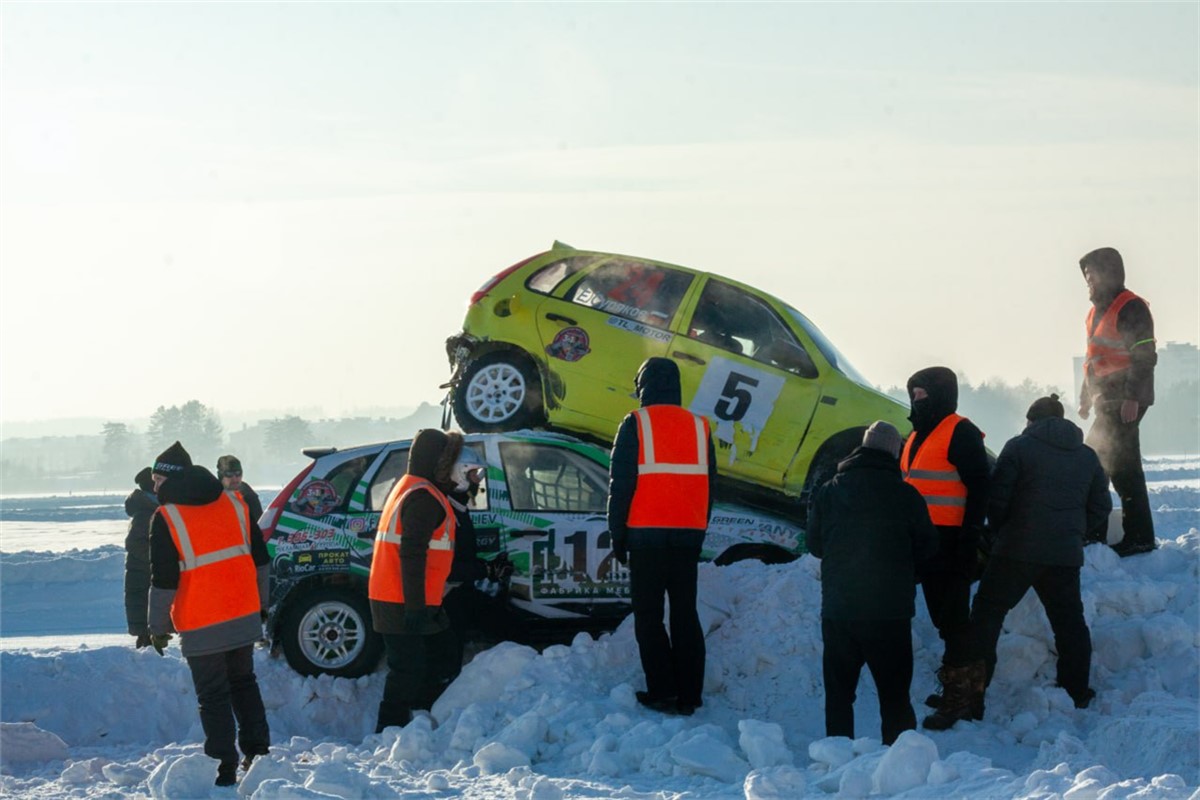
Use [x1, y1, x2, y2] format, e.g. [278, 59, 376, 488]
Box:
[216, 455, 243, 475]
[153, 441, 192, 476]
[1079, 247, 1125, 286]
[1027, 393, 1065, 422]
[134, 466, 154, 492]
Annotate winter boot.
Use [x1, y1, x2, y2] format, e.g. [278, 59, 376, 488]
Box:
[215, 761, 238, 787]
[926, 666, 984, 719]
[922, 661, 986, 731]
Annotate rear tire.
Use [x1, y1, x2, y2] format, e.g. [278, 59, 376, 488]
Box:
[280, 586, 382, 677]
[453, 350, 543, 432]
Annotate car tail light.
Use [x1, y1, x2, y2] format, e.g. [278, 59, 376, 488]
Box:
[259, 463, 314, 541]
[469, 256, 538, 306]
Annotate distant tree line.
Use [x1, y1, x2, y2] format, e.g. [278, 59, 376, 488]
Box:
[1, 401, 444, 494]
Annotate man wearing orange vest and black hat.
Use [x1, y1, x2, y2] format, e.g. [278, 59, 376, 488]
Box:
[147, 441, 271, 788]
[369, 428, 463, 733]
[608, 357, 717, 717]
[1078, 246, 1157, 557]
[900, 366, 990, 712]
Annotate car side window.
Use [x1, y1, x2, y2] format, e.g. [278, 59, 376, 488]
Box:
[526, 257, 592, 295]
[688, 281, 817, 378]
[500, 442, 608, 513]
[368, 449, 410, 510]
[290, 455, 370, 517]
[566, 260, 692, 330]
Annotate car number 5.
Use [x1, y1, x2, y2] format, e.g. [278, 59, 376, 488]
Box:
[714, 372, 759, 422]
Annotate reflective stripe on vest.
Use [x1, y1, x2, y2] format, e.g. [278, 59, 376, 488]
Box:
[1085, 290, 1150, 379]
[368, 475, 457, 607]
[900, 413, 969, 527]
[627, 406, 711, 530]
[160, 493, 259, 632]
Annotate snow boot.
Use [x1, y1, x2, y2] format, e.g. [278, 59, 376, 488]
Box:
[926, 666, 984, 719]
[922, 661, 986, 731]
[215, 761, 238, 787]
[636, 691, 678, 714]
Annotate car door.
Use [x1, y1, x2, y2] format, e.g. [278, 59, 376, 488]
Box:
[671, 277, 824, 489]
[494, 437, 624, 609]
[532, 256, 695, 428]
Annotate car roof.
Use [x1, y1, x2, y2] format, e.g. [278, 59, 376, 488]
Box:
[303, 428, 608, 462]
[537, 242, 790, 313]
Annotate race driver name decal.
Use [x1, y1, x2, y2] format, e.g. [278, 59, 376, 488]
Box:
[605, 316, 673, 343]
[545, 327, 591, 362]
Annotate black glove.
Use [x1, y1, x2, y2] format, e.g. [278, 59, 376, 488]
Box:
[134, 633, 152, 649]
[150, 634, 172, 656]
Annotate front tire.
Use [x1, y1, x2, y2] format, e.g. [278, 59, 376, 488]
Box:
[453, 350, 543, 432]
[279, 587, 382, 677]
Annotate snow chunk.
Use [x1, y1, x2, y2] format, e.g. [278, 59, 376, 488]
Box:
[473, 741, 530, 774]
[744, 765, 806, 799]
[808, 736, 855, 769]
[737, 718, 793, 769]
[0, 721, 68, 764]
[871, 730, 938, 794]
[147, 753, 219, 800]
[667, 724, 748, 782]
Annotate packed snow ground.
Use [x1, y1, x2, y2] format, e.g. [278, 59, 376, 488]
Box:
[1, 460, 1197, 799]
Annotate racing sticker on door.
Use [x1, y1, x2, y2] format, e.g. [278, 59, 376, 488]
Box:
[688, 356, 785, 458]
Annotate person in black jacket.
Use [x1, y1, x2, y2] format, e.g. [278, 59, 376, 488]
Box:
[148, 441, 272, 785]
[124, 467, 159, 647]
[808, 421, 938, 744]
[902, 367, 990, 708]
[923, 395, 1111, 730]
[1077, 247, 1157, 556]
[216, 455, 263, 523]
[608, 357, 717, 716]
[371, 429, 466, 732]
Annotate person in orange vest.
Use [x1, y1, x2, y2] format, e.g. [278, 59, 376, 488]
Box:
[147, 441, 271, 788]
[900, 366, 990, 712]
[1078, 247, 1157, 557]
[607, 357, 717, 717]
[369, 428, 463, 733]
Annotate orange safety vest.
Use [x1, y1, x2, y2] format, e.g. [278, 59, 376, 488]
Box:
[901, 413, 969, 527]
[627, 406, 711, 530]
[368, 475, 457, 607]
[159, 493, 259, 632]
[1085, 290, 1149, 378]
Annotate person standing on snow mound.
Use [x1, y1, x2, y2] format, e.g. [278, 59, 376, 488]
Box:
[147, 441, 271, 787]
[607, 357, 717, 717]
[900, 366, 990, 710]
[807, 421, 938, 745]
[924, 395, 1111, 730]
[1078, 246, 1158, 557]
[124, 466, 159, 648]
[369, 428, 463, 733]
[216, 454, 263, 524]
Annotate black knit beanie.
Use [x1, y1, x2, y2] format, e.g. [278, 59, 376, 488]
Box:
[153, 441, 193, 476]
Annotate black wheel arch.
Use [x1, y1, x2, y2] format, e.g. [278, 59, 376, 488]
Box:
[712, 542, 799, 566]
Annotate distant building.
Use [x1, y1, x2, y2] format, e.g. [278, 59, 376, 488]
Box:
[1074, 341, 1199, 402]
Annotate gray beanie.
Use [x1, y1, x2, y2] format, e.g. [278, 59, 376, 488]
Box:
[862, 420, 903, 459]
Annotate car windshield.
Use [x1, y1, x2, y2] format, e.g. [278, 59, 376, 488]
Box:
[784, 305, 875, 388]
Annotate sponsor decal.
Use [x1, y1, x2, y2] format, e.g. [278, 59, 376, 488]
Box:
[292, 480, 340, 517]
[289, 549, 352, 575]
[545, 326, 591, 362]
[606, 316, 673, 342]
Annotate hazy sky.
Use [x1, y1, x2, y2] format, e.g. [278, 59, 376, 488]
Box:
[2, 2, 1197, 426]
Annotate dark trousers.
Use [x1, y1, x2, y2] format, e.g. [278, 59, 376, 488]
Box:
[376, 628, 461, 732]
[1087, 405, 1154, 548]
[186, 645, 270, 767]
[921, 566, 973, 665]
[968, 555, 1091, 698]
[629, 548, 705, 706]
[821, 617, 915, 745]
